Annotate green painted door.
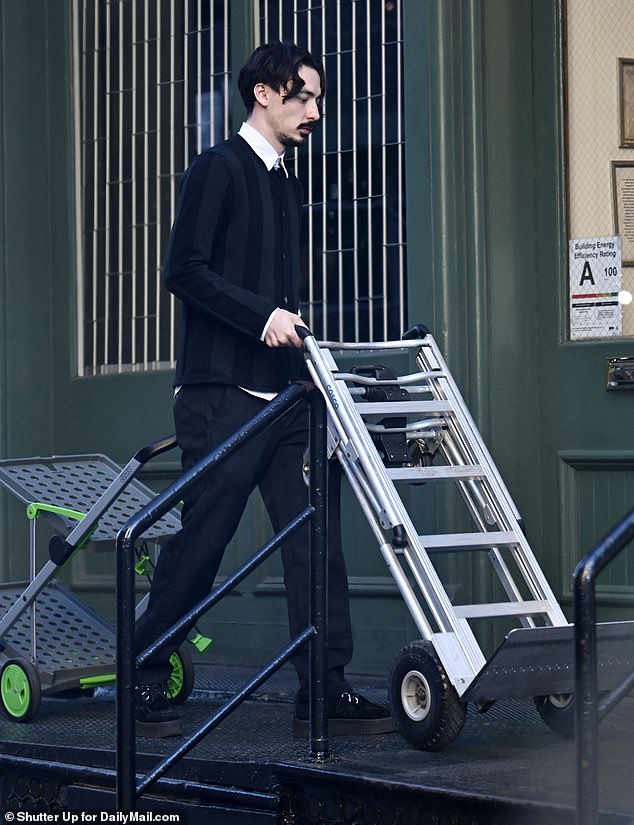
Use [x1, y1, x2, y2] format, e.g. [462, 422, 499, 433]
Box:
[411, 0, 634, 660]
[533, 1, 634, 623]
[483, 0, 634, 627]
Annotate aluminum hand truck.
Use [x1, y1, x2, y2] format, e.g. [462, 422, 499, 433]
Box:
[0, 436, 205, 722]
[300, 325, 634, 750]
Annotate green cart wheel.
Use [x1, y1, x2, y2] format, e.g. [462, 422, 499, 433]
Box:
[1, 658, 42, 722]
[166, 645, 194, 705]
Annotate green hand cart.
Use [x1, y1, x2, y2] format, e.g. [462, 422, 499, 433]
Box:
[0, 436, 204, 722]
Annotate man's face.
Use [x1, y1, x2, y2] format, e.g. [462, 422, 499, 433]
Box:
[259, 64, 322, 152]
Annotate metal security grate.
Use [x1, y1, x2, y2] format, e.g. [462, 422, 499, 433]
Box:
[260, 0, 408, 342]
[74, 1, 407, 376]
[73, 0, 231, 376]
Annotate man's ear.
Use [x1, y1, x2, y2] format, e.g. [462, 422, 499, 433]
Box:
[253, 82, 270, 107]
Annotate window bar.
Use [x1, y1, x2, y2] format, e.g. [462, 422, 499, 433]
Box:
[196, 0, 202, 155]
[72, 0, 85, 375]
[264, 3, 270, 40]
[311, 0, 318, 337]
[305, 1, 315, 334]
[319, 0, 326, 338]
[154, 1, 163, 365]
[223, 0, 230, 136]
[252, 0, 259, 48]
[142, 0, 150, 366]
[261, 3, 267, 44]
[312, 0, 326, 339]
[117, 0, 125, 368]
[305, 4, 316, 334]
[175, 2, 190, 367]
[104, 1, 112, 369]
[381, 0, 388, 340]
[304, 3, 318, 337]
[168, 0, 177, 364]
[365, 0, 374, 341]
[208, 6, 213, 149]
[183, 2, 190, 170]
[319, 0, 327, 337]
[130, 1, 138, 366]
[304, 4, 310, 149]
[336, 1, 344, 341]
[397, 0, 405, 336]
[352, 0, 359, 342]
[91, 3, 100, 372]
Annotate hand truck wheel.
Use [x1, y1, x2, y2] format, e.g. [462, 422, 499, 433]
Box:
[167, 645, 195, 705]
[1, 658, 42, 722]
[533, 693, 574, 737]
[388, 640, 466, 750]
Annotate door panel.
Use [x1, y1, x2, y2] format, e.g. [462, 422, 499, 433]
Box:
[559, 452, 634, 603]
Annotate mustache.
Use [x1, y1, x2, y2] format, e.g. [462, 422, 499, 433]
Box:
[299, 122, 318, 132]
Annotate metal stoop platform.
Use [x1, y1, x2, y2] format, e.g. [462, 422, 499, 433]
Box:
[1, 665, 633, 824]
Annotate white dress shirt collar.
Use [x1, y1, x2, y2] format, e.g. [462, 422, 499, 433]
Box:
[238, 121, 288, 178]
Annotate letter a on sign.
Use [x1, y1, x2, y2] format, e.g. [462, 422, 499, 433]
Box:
[579, 261, 595, 286]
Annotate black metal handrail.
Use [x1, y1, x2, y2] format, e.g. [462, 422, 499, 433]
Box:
[115, 382, 329, 811]
[573, 504, 634, 825]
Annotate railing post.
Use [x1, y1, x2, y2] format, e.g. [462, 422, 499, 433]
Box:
[574, 559, 598, 825]
[116, 529, 137, 812]
[308, 386, 329, 760]
[573, 505, 634, 825]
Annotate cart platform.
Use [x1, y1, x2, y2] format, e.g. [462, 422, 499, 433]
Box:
[463, 620, 634, 702]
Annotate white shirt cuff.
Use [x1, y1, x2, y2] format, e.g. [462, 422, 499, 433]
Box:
[260, 307, 281, 341]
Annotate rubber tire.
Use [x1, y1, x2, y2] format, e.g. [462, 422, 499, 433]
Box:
[534, 693, 575, 737]
[166, 645, 195, 705]
[1, 658, 42, 722]
[388, 640, 466, 751]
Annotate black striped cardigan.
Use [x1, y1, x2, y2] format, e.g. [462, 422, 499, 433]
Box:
[163, 134, 307, 392]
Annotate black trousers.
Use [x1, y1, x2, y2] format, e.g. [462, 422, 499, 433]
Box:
[135, 383, 354, 695]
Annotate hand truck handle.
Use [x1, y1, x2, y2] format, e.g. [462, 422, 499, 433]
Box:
[295, 324, 313, 341]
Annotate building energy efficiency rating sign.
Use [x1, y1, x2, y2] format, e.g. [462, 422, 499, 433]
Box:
[569, 235, 622, 339]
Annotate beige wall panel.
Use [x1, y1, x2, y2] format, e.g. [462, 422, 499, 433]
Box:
[567, 0, 634, 333]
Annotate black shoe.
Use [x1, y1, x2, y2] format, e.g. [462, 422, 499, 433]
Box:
[293, 690, 396, 737]
[135, 683, 182, 738]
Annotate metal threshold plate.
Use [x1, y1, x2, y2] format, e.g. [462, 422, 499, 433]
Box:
[462, 621, 634, 702]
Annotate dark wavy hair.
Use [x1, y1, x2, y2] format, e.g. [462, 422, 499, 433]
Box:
[238, 41, 326, 114]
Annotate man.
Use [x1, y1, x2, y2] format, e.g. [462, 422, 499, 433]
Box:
[134, 41, 394, 739]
